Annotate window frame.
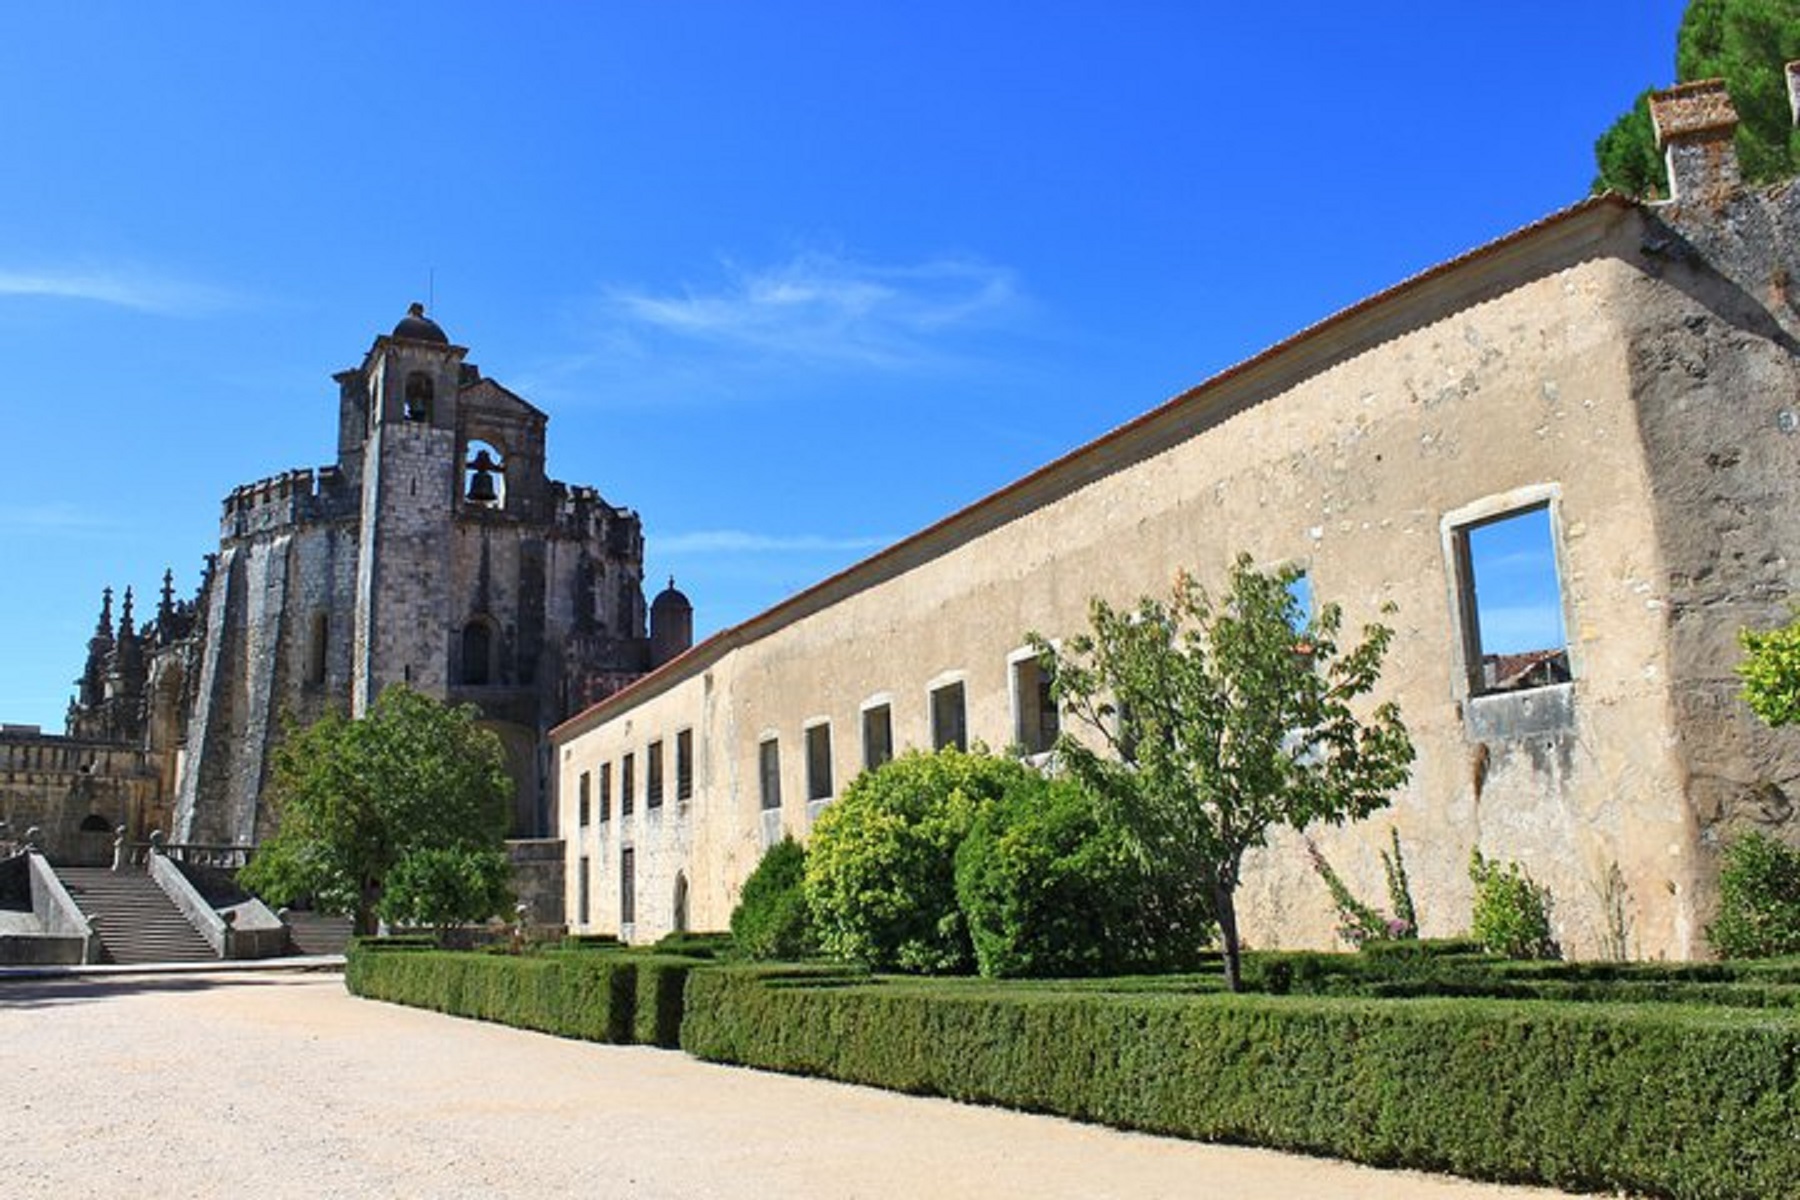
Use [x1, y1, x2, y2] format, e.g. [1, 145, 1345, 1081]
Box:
[1441, 486, 1573, 702]
[929, 675, 968, 752]
[646, 739, 665, 809]
[804, 719, 834, 802]
[620, 752, 636, 817]
[758, 736, 782, 811]
[675, 728, 694, 802]
[1008, 646, 1059, 758]
[860, 695, 894, 771]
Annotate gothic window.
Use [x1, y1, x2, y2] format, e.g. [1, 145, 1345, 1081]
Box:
[404, 372, 433, 422]
[461, 620, 494, 686]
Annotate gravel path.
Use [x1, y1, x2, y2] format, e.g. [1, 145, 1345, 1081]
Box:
[1, 970, 1579, 1199]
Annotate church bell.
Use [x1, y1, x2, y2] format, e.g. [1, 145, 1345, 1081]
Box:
[466, 448, 502, 504]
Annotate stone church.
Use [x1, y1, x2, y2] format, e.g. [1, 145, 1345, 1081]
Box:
[1, 305, 689, 863]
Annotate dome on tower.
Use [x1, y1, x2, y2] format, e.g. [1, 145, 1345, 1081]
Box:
[652, 577, 692, 616]
[391, 302, 449, 344]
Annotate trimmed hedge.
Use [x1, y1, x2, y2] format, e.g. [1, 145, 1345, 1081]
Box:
[348, 942, 641, 1043]
[681, 965, 1800, 1200]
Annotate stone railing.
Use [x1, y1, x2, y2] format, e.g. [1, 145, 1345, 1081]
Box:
[145, 852, 287, 960]
[124, 830, 253, 870]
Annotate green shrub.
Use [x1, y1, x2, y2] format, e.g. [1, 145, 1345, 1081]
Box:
[346, 942, 638, 1043]
[633, 955, 701, 1047]
[377, 845, 513, 941]
[806, 747, 1031, 972]
[681, 967, 1800, 1200]
[1469, 849, 1559, 960]
[652, 930, 734, 960]
[729, 836, 814, 960]
[955, 772, 1211, 977]
[1709, 832, 1800, 959]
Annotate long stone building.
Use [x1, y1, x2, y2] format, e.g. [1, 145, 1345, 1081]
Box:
[2, 305, 688, 866]
[552, 78, 1800, 960]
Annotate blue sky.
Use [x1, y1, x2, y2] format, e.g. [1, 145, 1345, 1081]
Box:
[0, 3, 1686, 730]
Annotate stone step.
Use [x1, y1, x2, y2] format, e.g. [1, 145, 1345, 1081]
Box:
[57, 867, 218, 965]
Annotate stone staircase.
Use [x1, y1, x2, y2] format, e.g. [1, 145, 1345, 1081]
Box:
[57, 867, 217, 965]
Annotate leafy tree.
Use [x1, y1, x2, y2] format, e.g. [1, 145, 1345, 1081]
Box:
[378, 845, 513, 942]
[1738, 607, 1800, 727]
[1707, 831, 1800, 957]
[730, 835, 816, 961]
[955, 770, 1212, 978]
[1593, 0, 1800, 195]
[240, 686, 513, 936]
[1034, 556, 1414, 992]
[805, 747, 1030, 972]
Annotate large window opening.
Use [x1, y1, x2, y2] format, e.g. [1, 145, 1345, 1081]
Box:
[1454, 503, 1570, 695]
[805, 722, 834, 801]
[931, 681, 967, 752]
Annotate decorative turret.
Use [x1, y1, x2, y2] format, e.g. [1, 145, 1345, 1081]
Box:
[77, 588, 115, 709]
[650, 576, 694, 668]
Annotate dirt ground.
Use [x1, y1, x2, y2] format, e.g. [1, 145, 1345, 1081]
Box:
[0, 970, 1581, 1199]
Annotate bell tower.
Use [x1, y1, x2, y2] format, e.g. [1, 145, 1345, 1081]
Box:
[349, 303, 468, 715]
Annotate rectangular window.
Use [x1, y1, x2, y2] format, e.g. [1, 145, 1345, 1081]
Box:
[621, 753, 636, 817]
[1452, 503, 1570, 695]
[862, 703, 893, 771]
[620, 846, 635, 928]
[577, 770, 591, 828]
[931, 681, 967, 752]
[676, 729, 694, 801]
[578, 855, 591, 926]
[646, 739, 664, 808]
[1285, 570, 1314, 631]
[1012, 656, 1059, 756]
[759, 738, 782, 810]
[599, 762, 612, 822]
[806, 722, 834, 801]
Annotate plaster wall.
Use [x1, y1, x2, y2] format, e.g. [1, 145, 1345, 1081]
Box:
[558, 204, 1784, 958]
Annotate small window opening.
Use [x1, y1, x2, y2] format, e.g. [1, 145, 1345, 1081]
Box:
[646, 739, 665, 808]
[461, 620, 493, 686]
[465, 439, 506, 509]
[862, 703, 893, 770]
[1456, 504, 1570, 695]
[620, 846, 636, 928]
[599, 762, 613, 822]
[759, 738, 782, 810]
[577, 771, 591, 828]
[931, 681, 967, 752]
[621, 753, 636, 817]
[79, 813, 112, 833]
[1285, 571, 1314, 632]
[806, 723, 834, 801]
[578, 855, 591, 926]
[404, 372, 433, 422]
[307, 611, 329, 686]
[1013, 656, 1059, 756]
[676, 729, 693, 801]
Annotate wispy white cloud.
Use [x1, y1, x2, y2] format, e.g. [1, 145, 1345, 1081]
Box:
[600, 250, 1023, 371]
[0, 504, 119, 534]
[654, 529, 892, 555]
[0, 265, 238, 316]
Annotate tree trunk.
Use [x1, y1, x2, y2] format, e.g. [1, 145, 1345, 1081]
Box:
[1214, 879, 1243, 993]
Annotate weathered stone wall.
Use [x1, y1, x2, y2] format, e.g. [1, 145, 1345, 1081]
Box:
[0, 732, 157, 863]
[556, 195, 1799, 956]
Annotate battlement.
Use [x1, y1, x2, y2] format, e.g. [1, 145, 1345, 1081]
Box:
[221, 465, 355, 539]
[552, 482, 642, 548]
